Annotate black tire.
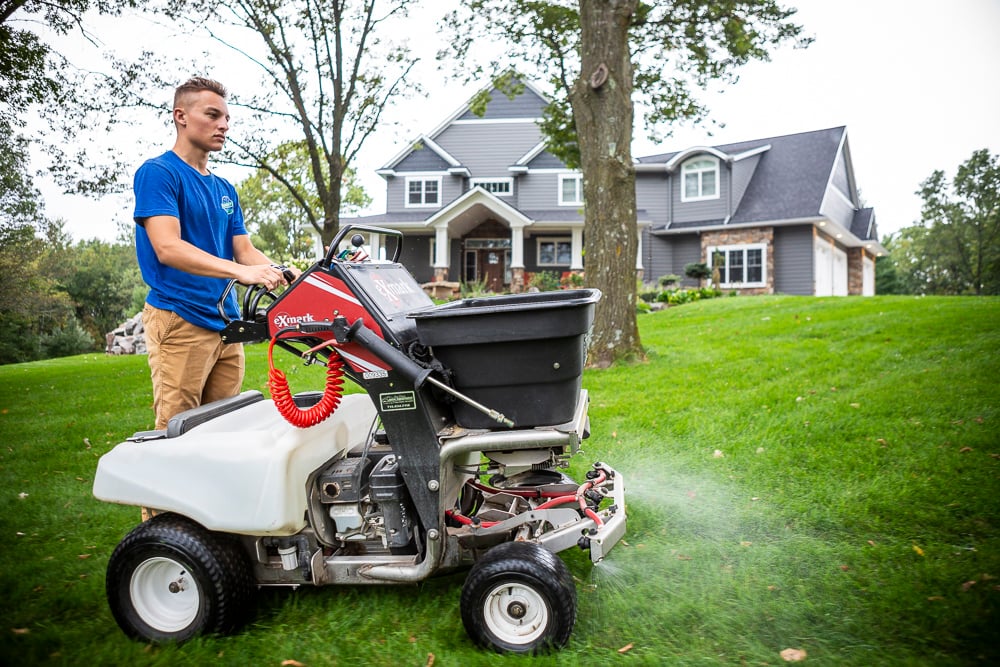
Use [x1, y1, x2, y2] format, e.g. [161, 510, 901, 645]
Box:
[105, 513, 256, 643]
[460, 541, 577, 653]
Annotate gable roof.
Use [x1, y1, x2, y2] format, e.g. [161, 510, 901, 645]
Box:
[637, 126, 848, 223]
[379, 75, 548, 176]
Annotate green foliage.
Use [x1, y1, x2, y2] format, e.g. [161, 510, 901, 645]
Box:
[0, 218, 142, 363]
[684, 261, 711, 282]
[445, 1, 809, 152]
[1, 296, 998, 665]
[884, 148, 1000, 295]
[237, 140, 372, 262]
[658, 273, 681, 288]
[38, 317, 95, 357]
[39, 235, 143, 343]
[459, 277, 492, 298]
[527, 270, 561, 292]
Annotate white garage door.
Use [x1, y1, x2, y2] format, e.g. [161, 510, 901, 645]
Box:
[832, 246, 848, 296]
[815, 241, 832, 296]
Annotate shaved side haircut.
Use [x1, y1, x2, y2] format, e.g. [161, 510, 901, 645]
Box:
[173, 77, 228, 108]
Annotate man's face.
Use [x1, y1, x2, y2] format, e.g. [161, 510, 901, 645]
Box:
[176, 90, 230, 152]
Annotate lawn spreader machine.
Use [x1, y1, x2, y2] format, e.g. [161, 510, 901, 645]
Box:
[93, 225, 627, 653]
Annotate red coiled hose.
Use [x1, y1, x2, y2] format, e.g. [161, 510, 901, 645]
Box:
[268, 337, 345, 428]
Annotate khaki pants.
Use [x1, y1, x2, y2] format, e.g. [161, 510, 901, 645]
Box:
[143, 303, 245, 431]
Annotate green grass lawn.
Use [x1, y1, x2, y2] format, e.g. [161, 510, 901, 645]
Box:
[1, 295, 997, 666]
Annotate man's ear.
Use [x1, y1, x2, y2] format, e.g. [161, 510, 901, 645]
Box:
[173, 107, 187, 128]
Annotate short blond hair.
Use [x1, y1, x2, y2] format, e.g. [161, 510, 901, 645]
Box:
[173, 77, 228, 108]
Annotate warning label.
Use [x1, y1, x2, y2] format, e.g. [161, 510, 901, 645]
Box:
[380, 391, 416, 412]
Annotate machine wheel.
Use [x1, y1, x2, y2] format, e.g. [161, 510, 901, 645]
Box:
[460, 541, 577, 653]
[106, 513, 255, 643]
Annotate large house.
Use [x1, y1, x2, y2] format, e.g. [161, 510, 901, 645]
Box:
[342, 79, 886, 296]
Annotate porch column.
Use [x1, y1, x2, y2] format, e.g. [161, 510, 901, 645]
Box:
[368, 232, 382, 261]
[635, 227, 644, 271]
[433, 225, 450, 282]
[570, 226, 584, 271]
[510, 224, 526, 292]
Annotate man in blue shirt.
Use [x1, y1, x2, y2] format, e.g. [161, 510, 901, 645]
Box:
[134, 77, 300, 433]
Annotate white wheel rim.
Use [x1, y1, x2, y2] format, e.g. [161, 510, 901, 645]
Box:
[130, 556, 200, 632]
[482, 581, 549, 645]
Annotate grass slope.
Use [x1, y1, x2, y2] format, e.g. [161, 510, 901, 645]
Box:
[0, 296, 997, 666]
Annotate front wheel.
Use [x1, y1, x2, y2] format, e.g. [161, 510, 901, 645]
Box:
[460, 541, 577, 653]
[105, 513, 255, 643]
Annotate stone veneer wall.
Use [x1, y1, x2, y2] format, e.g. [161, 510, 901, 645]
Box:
[700, 227, 775, 295]
[847, 247, 868, 296]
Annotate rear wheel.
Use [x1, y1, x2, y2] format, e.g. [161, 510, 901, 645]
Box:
[460, 541, 577, 653]
[106, 513, 255, 643]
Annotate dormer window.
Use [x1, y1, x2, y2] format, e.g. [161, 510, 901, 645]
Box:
[406, 176, 441, 207]
[681, 157, 719, 202]
[471, 178, 513, 196]
[559, 173, 583, 206]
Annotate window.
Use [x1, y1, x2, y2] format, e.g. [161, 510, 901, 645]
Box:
[537, 238, 572, 266]
[405, 177, 441, 207]
[471, 178, 513, 196]
[558, 174, 583, 206]
[708, 244, 766, 287]
[681, 157, 719, 202]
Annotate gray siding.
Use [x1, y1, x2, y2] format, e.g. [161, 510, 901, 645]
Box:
[635, 175, 669, 227]
[672, 163, 731, 223]
[517, 172, 571, 210]
[646, 234, 703, 287]
[528, 151, 566, 169]
[671, 235, 704, 287]
[396, 145, 451, 171]
[385, 174, 465, 214]
[398, 234, 435, 283]
[644, 231, 673, 281]
[773, 225, 814, 295]
[435, 122, 542, 175]
[523, 233, 572, 273]
[456, 87, 546, 120]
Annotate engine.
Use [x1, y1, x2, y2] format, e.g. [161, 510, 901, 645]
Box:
[316, 452, 417, 554]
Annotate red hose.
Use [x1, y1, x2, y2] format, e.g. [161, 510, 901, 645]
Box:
[268, 337, 345, 428]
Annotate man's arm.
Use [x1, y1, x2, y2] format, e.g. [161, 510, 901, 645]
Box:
[143, 215, 289, 290]
[233, 234, 302, 284]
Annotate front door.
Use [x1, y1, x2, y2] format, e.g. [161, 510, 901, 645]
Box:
[479, 249, 505, 292]
[463, 236, 511, 291]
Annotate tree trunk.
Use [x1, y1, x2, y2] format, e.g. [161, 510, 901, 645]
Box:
[571, 0, 643, 367]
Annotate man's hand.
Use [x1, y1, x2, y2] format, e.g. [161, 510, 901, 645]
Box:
[236, 264, 292, 291]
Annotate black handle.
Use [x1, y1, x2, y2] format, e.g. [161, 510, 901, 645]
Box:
[332, 317, 432, 388]
[324, 224, 403, 265]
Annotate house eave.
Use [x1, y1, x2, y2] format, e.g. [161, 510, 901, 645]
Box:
[653, 216, 888, 256]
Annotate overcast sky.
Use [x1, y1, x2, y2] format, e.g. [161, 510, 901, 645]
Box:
[32, 0, 1000, 243]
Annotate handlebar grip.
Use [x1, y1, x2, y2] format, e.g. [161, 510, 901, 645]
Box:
[334, 317, 432, 388]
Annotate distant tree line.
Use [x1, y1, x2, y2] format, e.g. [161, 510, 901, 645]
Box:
[878, 148, 999, 296]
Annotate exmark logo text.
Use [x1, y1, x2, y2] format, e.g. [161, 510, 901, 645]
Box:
[272, 312, 316, 329]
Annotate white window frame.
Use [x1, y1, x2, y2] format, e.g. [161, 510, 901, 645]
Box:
[681, 157, 720, 202]
[470, 177, 513, 197]
[707, 243, 767, 288]
[404, 175, 443, 208]
[537, 237, 573, 267]
[558, 173, 583, 206]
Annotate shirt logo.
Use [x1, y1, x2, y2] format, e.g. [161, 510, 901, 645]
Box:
[220, 196, 235, 215]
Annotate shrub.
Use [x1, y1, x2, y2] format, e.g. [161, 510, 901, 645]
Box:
[560, 271, 585, 288]
[528, 271, 561, 292]
[658, 274, 681, 288]
[38, 318, 96, 359]
[460, 277, 492, 298]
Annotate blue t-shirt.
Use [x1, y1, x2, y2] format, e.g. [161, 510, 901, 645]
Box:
[133, 151, 248, 331]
